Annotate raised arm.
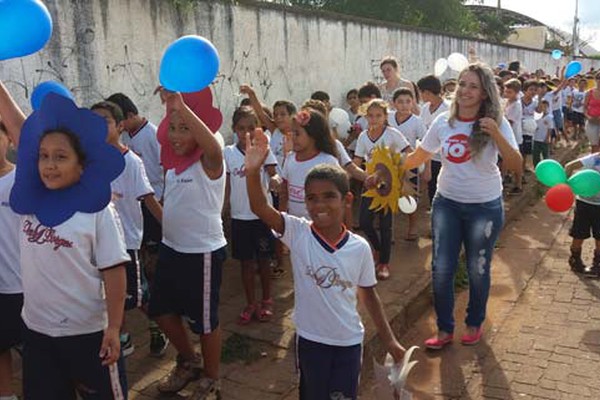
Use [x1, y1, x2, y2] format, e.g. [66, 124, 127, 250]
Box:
[240, 85, 277, 133]
[0, 80, 26, 146]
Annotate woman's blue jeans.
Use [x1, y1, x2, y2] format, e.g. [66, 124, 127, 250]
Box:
[431, 194, 504, 334]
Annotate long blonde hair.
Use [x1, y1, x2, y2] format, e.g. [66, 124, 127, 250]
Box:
[448, 63, 503, 159]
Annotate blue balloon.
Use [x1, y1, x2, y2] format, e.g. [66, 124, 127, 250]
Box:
[0, 0, 53, 61]
[159, 36, 220, 93]
[31, 81, 74, 111]
[565, 61, 583, 79]
[551, 49, 562, 60]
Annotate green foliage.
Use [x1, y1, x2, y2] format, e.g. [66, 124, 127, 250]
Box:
[477, 13, 515, 43]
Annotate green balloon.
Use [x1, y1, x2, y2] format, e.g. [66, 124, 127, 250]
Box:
[568, 169, 600, 197]
[535, 159, 567, 187]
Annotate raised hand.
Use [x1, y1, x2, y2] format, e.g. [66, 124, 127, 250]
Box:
[154, 86, 185, 114]
[245, 128, 269, 173]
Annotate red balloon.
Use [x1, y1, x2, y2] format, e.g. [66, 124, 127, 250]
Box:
[545, 184, 574, 212]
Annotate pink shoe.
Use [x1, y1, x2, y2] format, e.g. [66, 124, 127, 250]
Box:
[461, 327, 483, 345]
[424, 334, 453, 350]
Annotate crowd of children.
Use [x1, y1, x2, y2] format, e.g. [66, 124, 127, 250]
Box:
[0, 53, 600, 400]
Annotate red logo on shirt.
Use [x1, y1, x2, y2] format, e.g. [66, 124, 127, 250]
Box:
[23, 220, 74, 251]
[444, 134, 471, 164]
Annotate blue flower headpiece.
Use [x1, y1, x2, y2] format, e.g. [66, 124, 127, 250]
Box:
[10, 93, 125, 227]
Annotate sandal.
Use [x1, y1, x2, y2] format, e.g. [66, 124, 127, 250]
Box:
[376, 264, 391, 280]
[238, 304, 257, 325]
[258, 298, 274, 322]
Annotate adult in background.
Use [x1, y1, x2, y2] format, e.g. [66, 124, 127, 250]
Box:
[379, 56, 419, 111]
[404, 63, 522, 349]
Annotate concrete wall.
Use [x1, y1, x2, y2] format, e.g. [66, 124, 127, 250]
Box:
[1, 0, 597, 141]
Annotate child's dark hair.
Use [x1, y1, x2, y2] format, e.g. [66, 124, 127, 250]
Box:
[91, 101, 125, 124]
[305, 163, 349, 195]
[392, 88, 414, 102]
[299, 109, 337, 158]
[504, 78, 522, 92]
[523, 79, 539, 91]
[231, 106, 258, 128]
[358, 82, 382, 99]
[346, 89, 358, 99]
[540, 99, 550, 107]
[273, 100, 296, 115]
[417, 75, 442, 96]
[41, 129, 87, 166]
[311, 91, 330, 103]
[302, 99, 328, 116]
[105, 93, 138, 116]
[508, 60, 520, 73]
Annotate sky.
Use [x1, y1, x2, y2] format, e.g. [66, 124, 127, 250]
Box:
[467, 0, 600, 52]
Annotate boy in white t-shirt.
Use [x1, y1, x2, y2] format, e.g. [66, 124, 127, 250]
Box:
[571, 78, 588, 139]
[91, 101, 167, 359]
[245, 129, 405, 400]
[532, 100, 554, 166]
[503, 78, 524, 194]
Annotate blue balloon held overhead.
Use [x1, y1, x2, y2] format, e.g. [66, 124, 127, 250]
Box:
[565, 61, 583, 79]
[551, 49, 562, 60]
[0, 0, 53, 61]
[159, 35, 220, 93]
[31, 81, 74, 111]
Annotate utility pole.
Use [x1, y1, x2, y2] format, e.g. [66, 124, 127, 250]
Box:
[572, 0, 579, 58]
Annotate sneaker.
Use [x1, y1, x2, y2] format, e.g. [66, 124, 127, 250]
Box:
[569, 250, 587, 274]
[585, 252, 600, 278]
[150, 328, 170, 357]
[120, 333, 135, 358]
[376, 264, 390, 280]
[157, 354, 202, 394]
[188, 377, 221, 400]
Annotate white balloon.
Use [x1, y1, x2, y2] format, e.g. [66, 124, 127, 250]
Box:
[434, 58, 448, 77]
[398, 196, 417, 214]
[447, 53, 469, 72]
[329, 107, 351, 140]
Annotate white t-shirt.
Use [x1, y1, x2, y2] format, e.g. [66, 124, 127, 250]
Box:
[562, 86, 573, 105]
[347, 116, 369, 152]
[504, 99, 523, 145]
[572, 90, 586, 113]
[387, 113, 426, 148]
[163, 162, 227, 253]
[420, 114, 518, 203]
[522, 97, 538, 136]
[224, 144, 277, 220]
[0, 169, 21, 294]
[577, 153, 600, 205]
[534, 113, 554, 142]
[111, 151, 154, 250]
[335, 139, 352, 167]
[282, 152, 339, 219]
[278, 213, 377, 346]
[270, 129, 286, 173]
[542, 91, 554, 112]
[20, 205, 130, 337]
[354, 126, 410, 162]
[551, 90, 563, 111]
[420, 100, 450, 162]
[121, 120, 164, 199]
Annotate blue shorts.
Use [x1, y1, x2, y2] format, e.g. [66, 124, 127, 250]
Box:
[0, 293, 24, 352]
[148, 244, 226, 335]
[231, 219, 274, 261]
[124, 250, 149, 311]
[296, 336, 362, 400]
[553, 109, 564, 131]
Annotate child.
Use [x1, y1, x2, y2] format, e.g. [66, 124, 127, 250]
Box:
[566, 152, 600, 276]
[148, 89, 226, 399]
[532, 100, 553, 166]
[344, 89, 361, 154]
[521, 79, 539, 172]
[571, 78, 588, 139]
[0, 120, 21, 400]
[91, 101, 165, 358]
[354, 99, 410, 280]
[388, 88, 426, 240]
[224, 107, 278, 324]
[244, 132, 405, 399]
[2, 82, 129, 399]
[503, 78, 524, 194]
[280, 109, 340, 219]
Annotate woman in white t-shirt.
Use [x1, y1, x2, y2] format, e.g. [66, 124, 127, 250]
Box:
[405, 63, 522, 350]
[379, 56, 417, 111]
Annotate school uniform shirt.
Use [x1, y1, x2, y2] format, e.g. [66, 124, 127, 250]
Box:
[387, 112, 426, 148]
[572, 90, 586, 114]
[347, 116, 369, 152]
[551, 90, 563, 111]
[335, 139, 352, 167]
[120, 120, 164, 199]
[354, 126, 410, 163]
[420, 101, 450, 162]
[577, 153, 600, 205]
[561, 86, 573, 106]
[224, 144, 277, 220]
[504, 99, 523, 145]
[20, 205, 130, 337]
[281, 152, 339, 219]
[163, 162, 227, 254]
[270, 129, 286, 173]
[534, 113, 554, 142]
[542, 92, 554, 112]
[522, 98, 538, 136]
[0, 169, 21, 294]
[111, 150, 154, 250]
[278, 213, 377, 346]
[420, 114, 518, 203]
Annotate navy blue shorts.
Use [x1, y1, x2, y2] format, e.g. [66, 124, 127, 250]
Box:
[22, 328, 127, 400]
[520, 135, 533, 155]
[296, 336, 362, 400]
[148, 244, 226, 335]
[0, 293, 24, 352]
[141, 202, 161, 247]
[570, 200, 600, 240]
[231, 219, 274, 261]
[125, 250, 149, 311]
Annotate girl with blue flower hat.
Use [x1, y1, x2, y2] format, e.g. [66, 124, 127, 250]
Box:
[0, 80, 130, 399]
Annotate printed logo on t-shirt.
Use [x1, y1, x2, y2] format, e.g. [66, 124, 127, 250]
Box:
[23, 220, 74, 251]
[443, 134, 471, 164]
[306, 265, 353, 291]
[232, 165, 247, 178]
[176, 177, 193, 184]
[1, 200, 9, 207]
[289, 184, 304, 203]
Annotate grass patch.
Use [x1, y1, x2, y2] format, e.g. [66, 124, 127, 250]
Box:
[221, 333, 262, 364]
